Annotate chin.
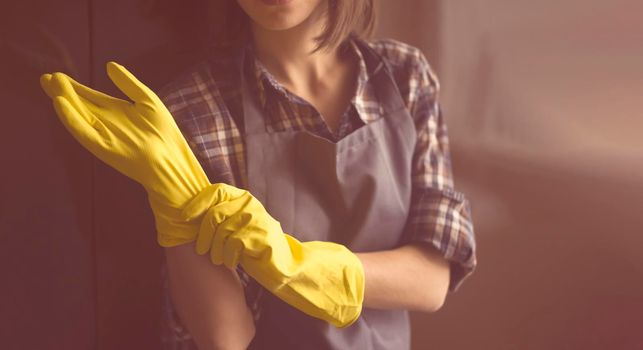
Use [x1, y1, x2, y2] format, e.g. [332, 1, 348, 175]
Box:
[236, 0, 325, 31]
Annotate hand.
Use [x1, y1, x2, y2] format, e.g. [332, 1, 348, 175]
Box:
[39, 63, 211, 246]
[180, 183, 286, 269]
[181, 183, 365, 328]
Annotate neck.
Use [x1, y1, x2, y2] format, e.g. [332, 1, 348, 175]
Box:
[249, 6, 347, 90]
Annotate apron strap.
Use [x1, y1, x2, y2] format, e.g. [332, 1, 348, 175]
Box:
[239, 42, 269, 136]
[351, 37, 408, 116]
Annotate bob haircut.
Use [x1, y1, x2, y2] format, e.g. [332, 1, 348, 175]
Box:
[207, 0, 378, 52]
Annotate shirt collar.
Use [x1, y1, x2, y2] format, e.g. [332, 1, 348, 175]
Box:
[244, 36, 377, 123]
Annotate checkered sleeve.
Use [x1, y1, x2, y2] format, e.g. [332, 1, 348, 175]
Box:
[403, 48, 477, 292]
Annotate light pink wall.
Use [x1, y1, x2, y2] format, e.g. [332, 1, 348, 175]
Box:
[377, 1, 643, 349]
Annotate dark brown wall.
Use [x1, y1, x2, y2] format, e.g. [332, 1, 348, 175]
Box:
[0, 0, 181, 348]
[0, 1, 95, 349]
[1, 1, 235, 348]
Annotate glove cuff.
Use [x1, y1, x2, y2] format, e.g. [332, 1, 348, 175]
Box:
[147, 193, 199, 247]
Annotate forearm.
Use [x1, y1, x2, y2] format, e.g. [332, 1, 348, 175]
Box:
[165, 243, 255, 350]
[355, 242, 450, 312]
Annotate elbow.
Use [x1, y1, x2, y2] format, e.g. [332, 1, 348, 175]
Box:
[410, 243, 452, 313]
[198, 326, 256, 350]
[416, 266, 450, 313]
[429, 292, 447, 313]
[188, 319, 256, 350]
[416, 289, 447, 313]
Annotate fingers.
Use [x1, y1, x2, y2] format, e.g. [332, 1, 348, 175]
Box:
[212, 211, 252, 267]
[188, 183, 254, 268]
[195, 206, 217, 255]
[42, 72, 105, 132]
[42, 72, 120, 116]
[182, 185, 223, 221]
[52, 96, 103, 154]
[222, 238, 243, 270]
[195, 203, 242, 268]
[105, 61, 157, 106]
[65, 74, 127, 109]
[181, 183, 249, 221]
[43, 62, 154, 108]
[210, 212, 233, 266]
[52, 73, 92, 116]
[40, 73, 54, 98]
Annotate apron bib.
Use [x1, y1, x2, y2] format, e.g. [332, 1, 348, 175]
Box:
[241, 38, 418, 350]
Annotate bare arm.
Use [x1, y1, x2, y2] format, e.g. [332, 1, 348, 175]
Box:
[164, 243, 255, 350]
[356, 242, 450, 313]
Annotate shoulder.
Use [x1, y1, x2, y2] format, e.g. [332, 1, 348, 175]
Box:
[157, 60, 213, 118]
[367, 38, 438, 86]
[155, 48, 245, 185]
[157, 47, 241, 121]
[361, 38, 440, 120]
[367, 39, 426, 67]
[155, 47, 245, 168]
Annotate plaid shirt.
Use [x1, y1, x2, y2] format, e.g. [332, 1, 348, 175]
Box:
[158, 36, 476, 349]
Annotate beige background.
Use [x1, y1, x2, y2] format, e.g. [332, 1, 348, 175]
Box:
[378, 1, 643, 349]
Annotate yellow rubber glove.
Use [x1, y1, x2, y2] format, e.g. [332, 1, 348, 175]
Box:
[39, 63, 364, 327]
[39, 62, 210, 247]
[181, 183, 366, 328]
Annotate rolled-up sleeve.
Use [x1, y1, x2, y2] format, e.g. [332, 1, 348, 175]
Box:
[402, 51, 477, 292]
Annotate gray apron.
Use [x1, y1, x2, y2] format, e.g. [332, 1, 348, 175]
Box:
[241, 38, 418, 350]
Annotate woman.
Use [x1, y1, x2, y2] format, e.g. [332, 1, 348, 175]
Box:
[40, 0, 476, 348]
[158, 0, 476, 349]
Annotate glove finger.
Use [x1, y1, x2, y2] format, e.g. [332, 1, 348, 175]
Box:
[217, 183, 249, 198]
[222, 237, 244, 270]
[49, 73, 106, 132]
[44, 74, 117, 125]
[195, 206, 217, 256]
[181, 183, 249, 221]
[65, 73, 128, 110]
[211, 220, 236, 266]
[52, 96, 104, 154]
[106, 61, 158, 108]
[181, 184, 223, 221]
[50, 73, 93, 114]
[40, 73, 55, 98]
[210, 199, 249, 225]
